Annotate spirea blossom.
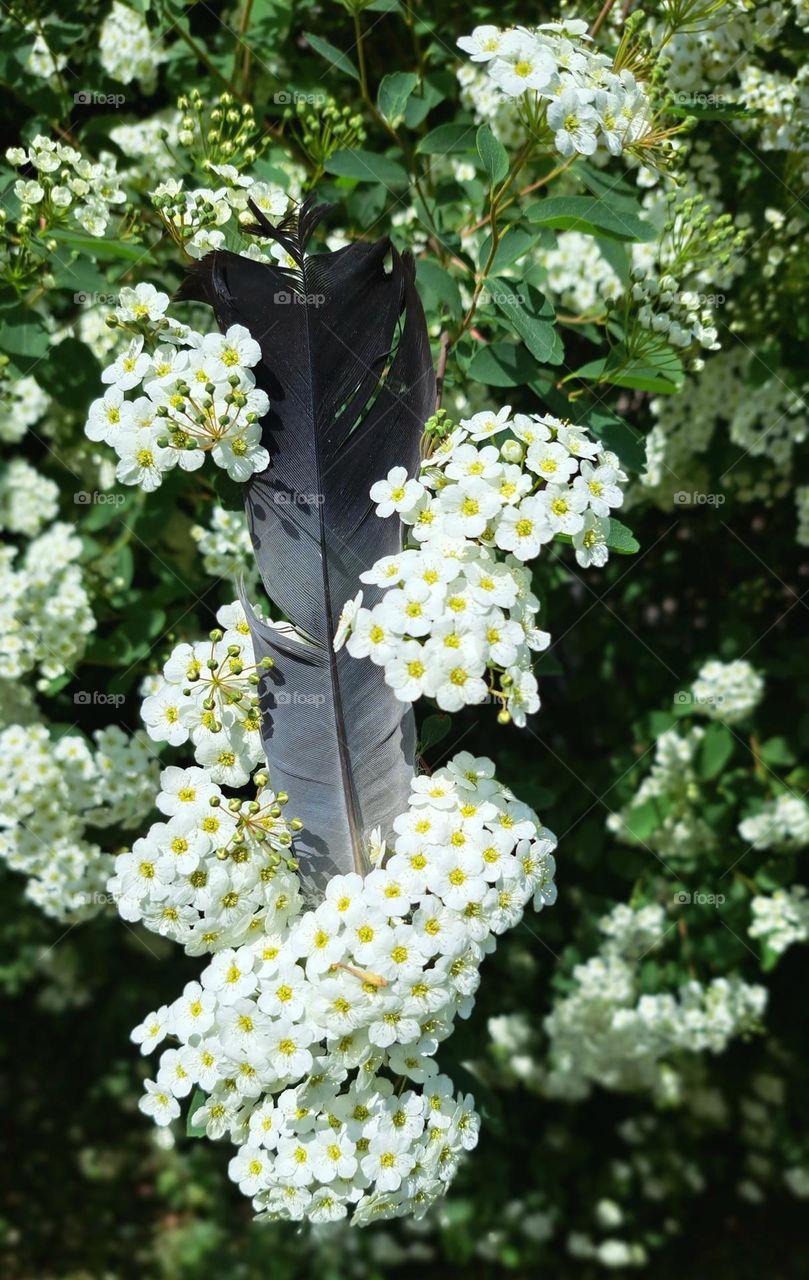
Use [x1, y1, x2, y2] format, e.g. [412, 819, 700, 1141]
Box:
[738, 794, 809, 852]
[0, 521, 95, 682]
[85, 293, 271, 488]
[336, 410, 626, 725]
[690, 658, 764, 724]
[5, 134, 126, 238]
[749, 887, 809, 957]
[127, 751, 558, 1223]
[0, 723, 159, 921]
[141, 601, 268, 783]
[457, 21, 653, 160]
[99, 1, 165, 93]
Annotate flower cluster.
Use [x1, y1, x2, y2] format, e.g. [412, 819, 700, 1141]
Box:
[640, 349, 808, 506]
[607, 724, 717, 861]
[191, 505, 259, 589]
[85, 292, 270, 488]
[99, 1, 165, 93]
[141, 601, 268, 785]
[109, 764, 299, 955]
[0, 723, 159, 921]
[0, 521, 95, 683]
[749, 887, 809, 958]
[738, 794, 809, 852]
[690, 658, 764, 724]
[0, 459, 59, 538]
[337, 409, 626, 725]
[457, 21, 653, 160]
[5, 134, 126, 239]
[543, 902, 767, 1102]
[629, 268, 719, 352]
[0, 370, 49, 445]
[152, 174, 291, 260]
[128, 752, 557, 1223]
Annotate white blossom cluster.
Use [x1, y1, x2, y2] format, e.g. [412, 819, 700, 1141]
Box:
[457, 21, 653, 160]
[0, 521, 95, 683]
[607, 725, 717, 860]
[0, 459, 59, 537]
[738, 794, 809, 852]
[141, 601, 266, 785]
[539, 230, 622, 314]
[109, 112, 180, 178]
[640, 350, 808, 505]
[5, 134, 126, 238]
[543, 902, 767, 1102]
[749, 887, 809, 956]
[99, 1, 165, 93]
[24, 23, 67, 82]
[191, 505, 259, 589]
[690, 658, 764, 724]
[152, 174, 290, 260]
[127, 751, 557, 1223]
[109, 763, 298, 955]
[0, 372, 49, 445]
[336, 409, 626, 726]
[85, 285, 270, 489]
[0, 723, 159, 921]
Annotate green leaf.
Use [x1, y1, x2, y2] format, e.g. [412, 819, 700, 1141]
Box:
[572, 346, 684, 394]
[526, 196, 656, 243]
[489, 279, 562, 365]
[49, 229, 154, 263]
[36, 338, 101, 411]
[467, 341, 545, 388]
[759, 737, 797, 767]
[699, 722, 735, 780]
[302, 31, 359, 80]
[669, 98, 755, 121]
[606, 519, 640, 555]
[416, 259, 463, 320]
[378, 71, 418, 127]
[585, 407, 646, 473]
[417, 123, 477, 156]
[484, 226, 542, 273]
[0, 307, 49, 374]
[476, 124, 508, 186]
[621, 798, 662, 843]
[418, 713, 452, 754]
[325, 149, 409, 187]
[186, 1088, 208, 1138]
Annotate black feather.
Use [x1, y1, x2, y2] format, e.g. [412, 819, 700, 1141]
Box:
[179, 199, 436, 882]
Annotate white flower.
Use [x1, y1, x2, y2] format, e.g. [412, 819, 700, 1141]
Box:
[370, 467, 426, 518]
